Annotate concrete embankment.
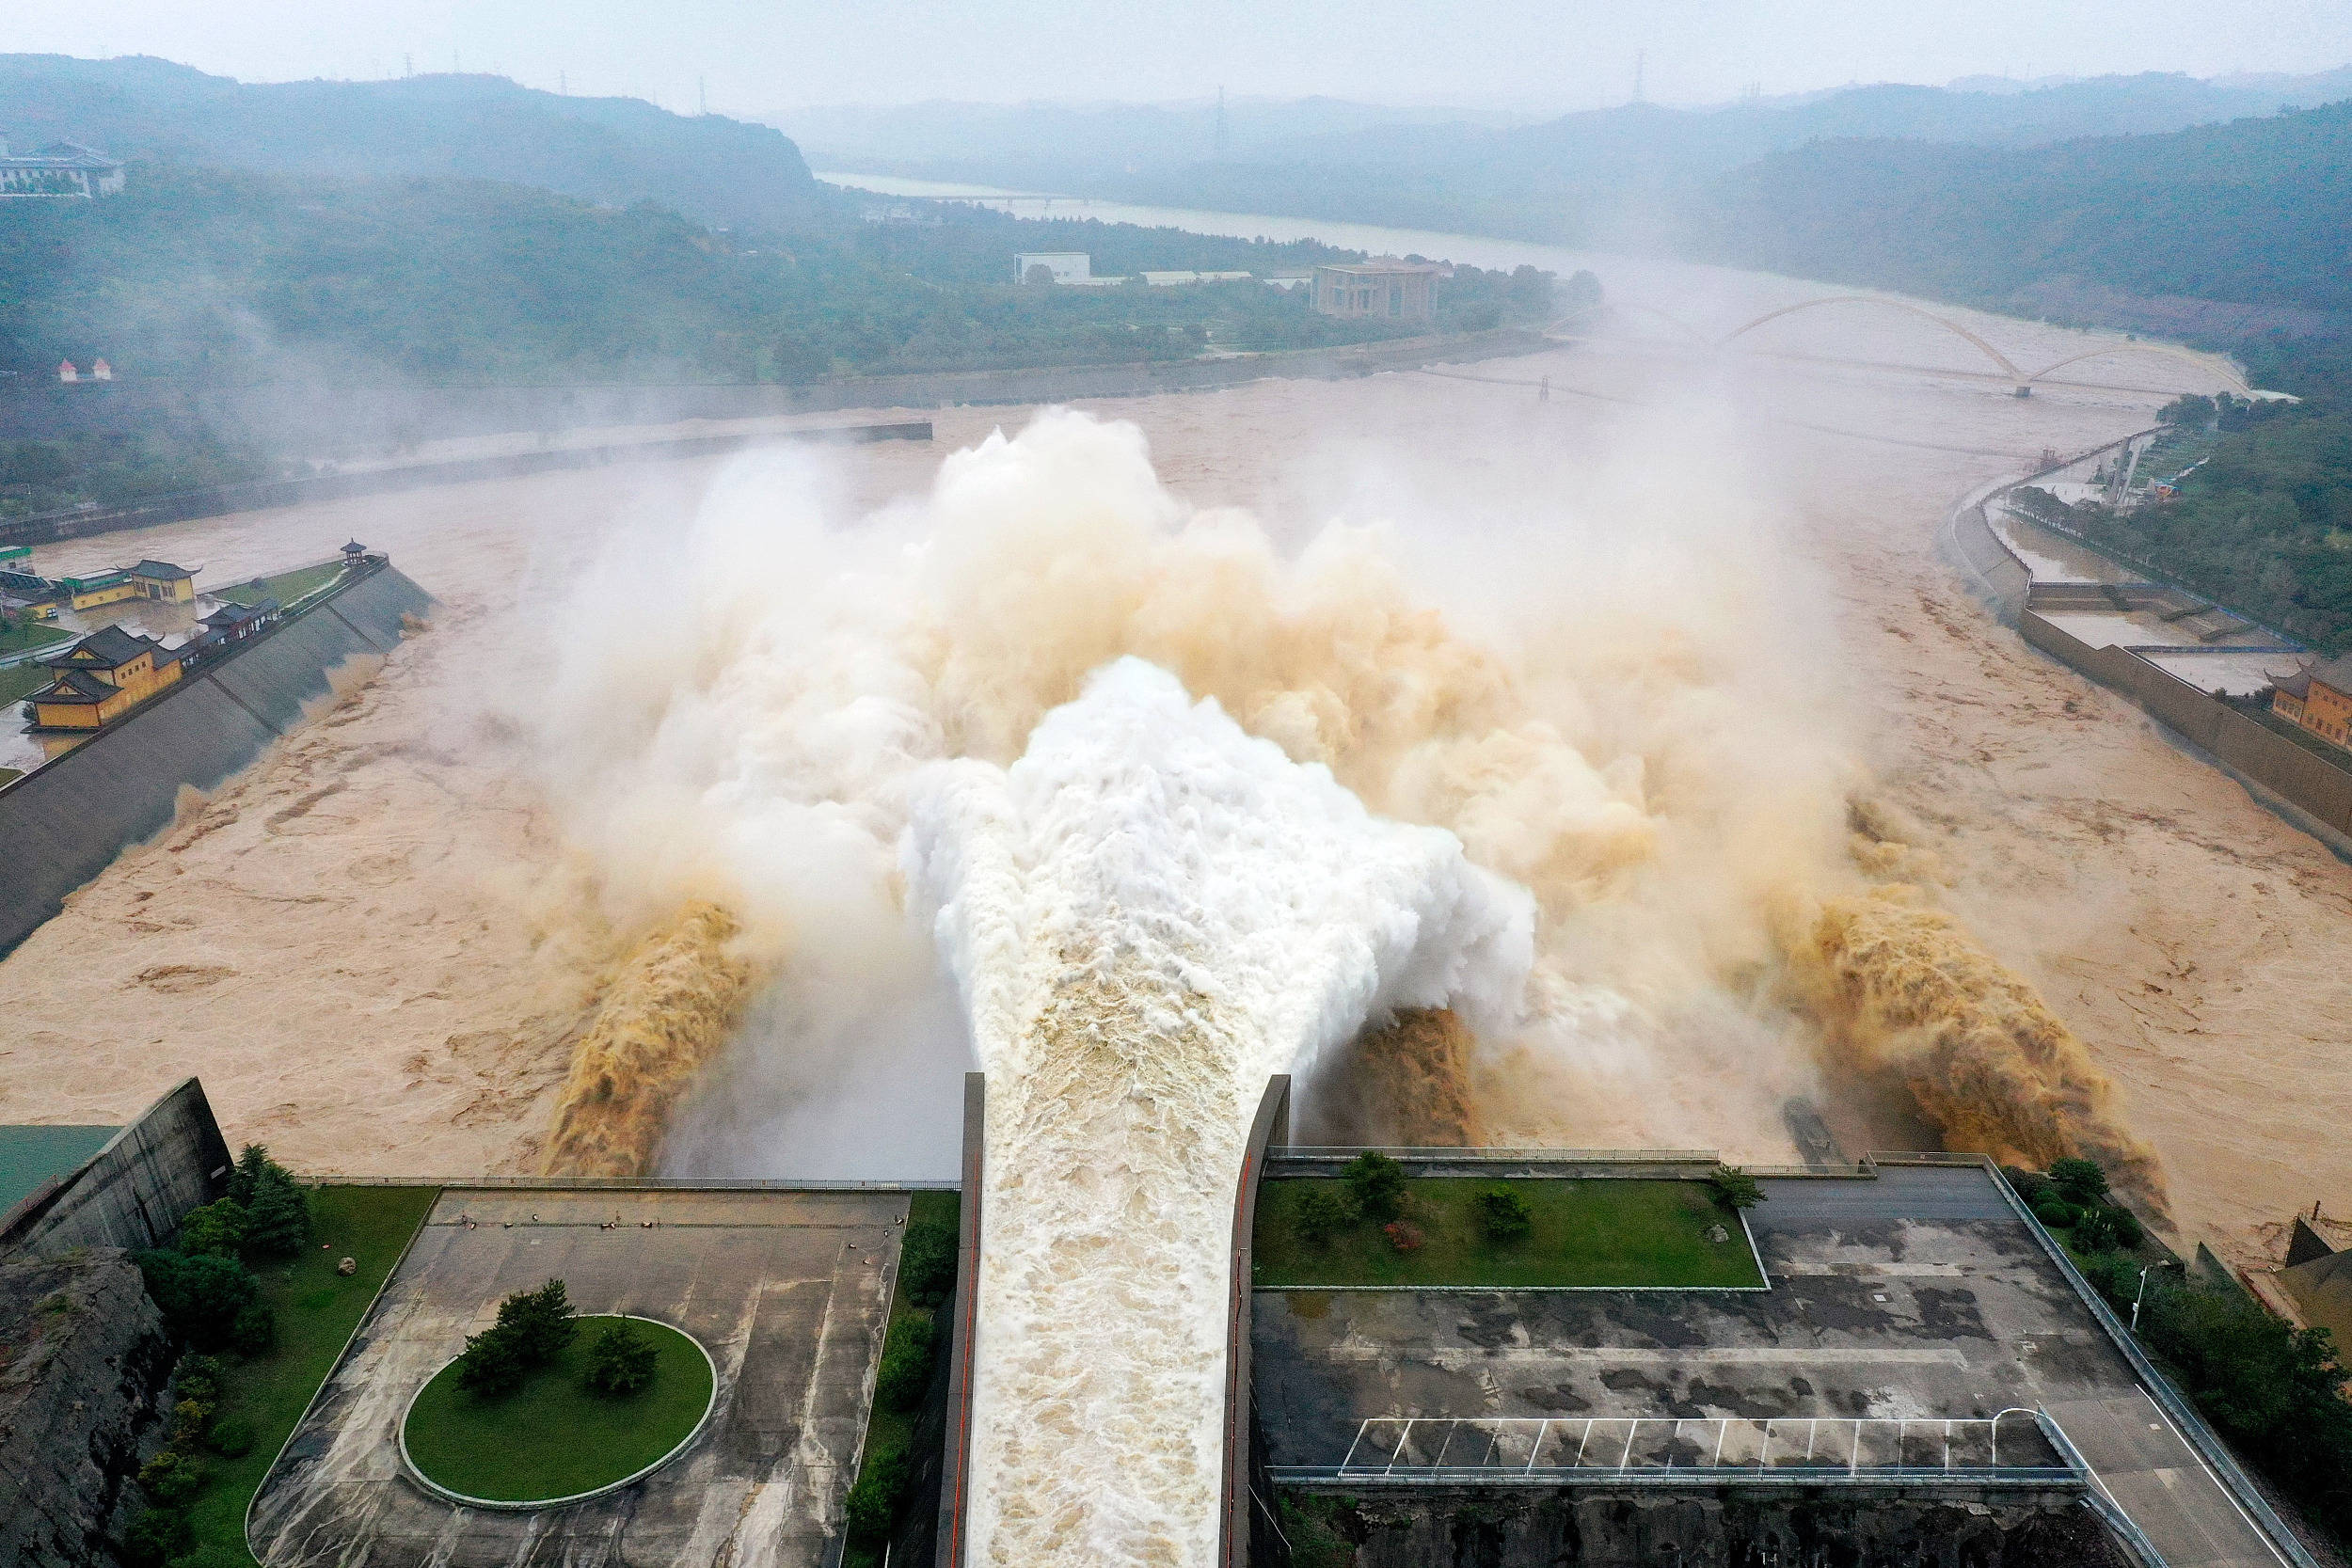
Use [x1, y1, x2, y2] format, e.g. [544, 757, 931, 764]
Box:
[0, 420, 931, 550]
[0, 562, 437, 958]
[1948, 459, 2352, 856]
[0, 327, 1546, 451]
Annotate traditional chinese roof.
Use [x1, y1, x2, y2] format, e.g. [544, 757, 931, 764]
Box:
[35, 670, 117, 705]
[128, 560, 192, 580]
[342, 540, 367, 554]
[40, 625, 161, 672]
[201, 597, 277, 626]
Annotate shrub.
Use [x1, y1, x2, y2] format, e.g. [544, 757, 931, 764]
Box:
[207, 1416, 255, 1458]
[500, 1278, 578, 1363]
[135, 1251, 261, 1351]
[844, 1433, 911, 1541]
[1382, 1220, 1425, 1254]
[899, 1217, 959, 1309]
[1476, 1188, 1533, 1244]
[229, 1300, 276, 1355]
[2072, 1207, 2125, 1253]
[242, 1167, 312, 1259]
[142, 1453, 205, 1509]
[1705, 1166, 1765, 1210]
[2048, 1157, 2109, 1207]
[875, 1316, 936, 1412]
[175, 1200, 249, 1259]
[2140, 1282, 2352, 1540]
[121, 1506, 192, 1568]
[173, 1354, 223, 1406]
[1344, 1152, 1407, 1226]
[2077, 1250, 2143, 1310]
[455, 1324, 531, 1398]
[1280, 1495, 1359, 1568]
[583, 1319, 660, 1397]
[2032, 1199, 2078, 1229]
[227, 1143, 312, 1258]
[2106, 1205, 2145, 1250]
[1295, 1188, 1355, 1247]
[2004, 1167, 2053, 1208]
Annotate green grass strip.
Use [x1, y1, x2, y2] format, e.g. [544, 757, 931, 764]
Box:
[1252, 1177, 1763, 1289]
[402, 1316, 713, 1502]
[188, 1184, 438, 1567]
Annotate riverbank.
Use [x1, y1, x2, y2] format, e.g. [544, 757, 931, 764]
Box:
[0, 238, 2333, 1274]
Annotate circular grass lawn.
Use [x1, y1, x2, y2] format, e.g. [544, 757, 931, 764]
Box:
[401, 1316, 715, 1503]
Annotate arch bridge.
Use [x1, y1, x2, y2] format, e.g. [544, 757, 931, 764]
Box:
[1607, 293, 2248, 394]
[1712, 293, 2239, 394]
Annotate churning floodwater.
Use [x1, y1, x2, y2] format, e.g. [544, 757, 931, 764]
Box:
[909, 658, 1530, 1562]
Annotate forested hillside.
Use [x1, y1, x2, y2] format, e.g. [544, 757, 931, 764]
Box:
[0, 55, 834, 233]
[0, 166, 1482, 388]
[1687, 102, 2352, 330]
[795, 70, 2352, 252]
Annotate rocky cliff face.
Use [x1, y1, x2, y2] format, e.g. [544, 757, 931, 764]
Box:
[0, 1248, 175, 1568]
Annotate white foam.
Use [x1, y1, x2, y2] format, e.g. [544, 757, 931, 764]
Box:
[908, 657, 1531, 1566]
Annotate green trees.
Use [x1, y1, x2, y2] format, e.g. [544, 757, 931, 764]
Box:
[582, 1319, 659, 1398]
[873, 1316, 937, 1411]
[898, 1208, 960, 1309]
[456, 1278, 578, 1399]
[1705, 1166, 1765, 1210]
[1344, 1151, 1407, 1225]
[1476, 1188, 1534, 1244]
[1295, 1188, 1355, 1247]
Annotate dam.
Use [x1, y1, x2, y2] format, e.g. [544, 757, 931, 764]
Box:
[0, 218, 2333, 1568]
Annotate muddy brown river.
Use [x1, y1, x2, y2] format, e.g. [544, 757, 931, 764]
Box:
[0, 230, 2335, 1272]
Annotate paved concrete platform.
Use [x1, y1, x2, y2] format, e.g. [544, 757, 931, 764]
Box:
[1254, 1166, 2291, 1567]
[250, 1187, 907, 1568]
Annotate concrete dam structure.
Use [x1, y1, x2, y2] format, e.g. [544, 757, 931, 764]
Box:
[0, 559, 437, 958]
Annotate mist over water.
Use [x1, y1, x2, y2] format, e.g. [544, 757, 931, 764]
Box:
[509, 401, 2164, 1558]
[909, 657, 1529, 1560]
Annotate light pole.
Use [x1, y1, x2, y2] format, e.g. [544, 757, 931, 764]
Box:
[2131, 1265, 2153, 1333]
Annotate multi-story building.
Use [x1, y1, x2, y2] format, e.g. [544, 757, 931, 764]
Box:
[2270, 655, 2352, 747]
[0, 137, 125, 198]
[1311, 260, 1442, 324]
[25, 626, 183, 730]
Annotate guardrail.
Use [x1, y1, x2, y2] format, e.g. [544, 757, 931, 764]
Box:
[2036, 1411, 2174, 1568]
[303, 1174, 960, 1191]
[1320, 1411, 2058, 1480]
[0, 420, 935, 549]
[1979, 1153, 2319, 1568]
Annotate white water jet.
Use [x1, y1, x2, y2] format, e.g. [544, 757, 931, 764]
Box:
[908, 657, 1533, 1566]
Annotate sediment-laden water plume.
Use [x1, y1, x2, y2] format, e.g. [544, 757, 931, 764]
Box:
[541, 902, 755, 1176]
[526, 404, 2163, 1196]
[1794, 888, 2168, 1209]
[908, 658, 1530, 1563]
[503, 407, 2175, 1559]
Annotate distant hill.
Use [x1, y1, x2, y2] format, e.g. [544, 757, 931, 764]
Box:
[1685, 101, 2352, 332]
[0, 55, 834, 233]
[782, 70, 2352, 245]
[0, 163, 1413, 390]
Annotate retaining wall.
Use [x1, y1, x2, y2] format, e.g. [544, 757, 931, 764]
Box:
[2018, 608, 2352, 841]
[0, 562, 438, 958]
[0, 1078, 230, 1259]
[932, 1071, 986, 1568]
[0, 329, 1548, 453]
[0, 421, 931, 550]
[1222, 1076, 1293, 1568]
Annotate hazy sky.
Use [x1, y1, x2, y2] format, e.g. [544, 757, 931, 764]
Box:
[14, 0, 2352, 114]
